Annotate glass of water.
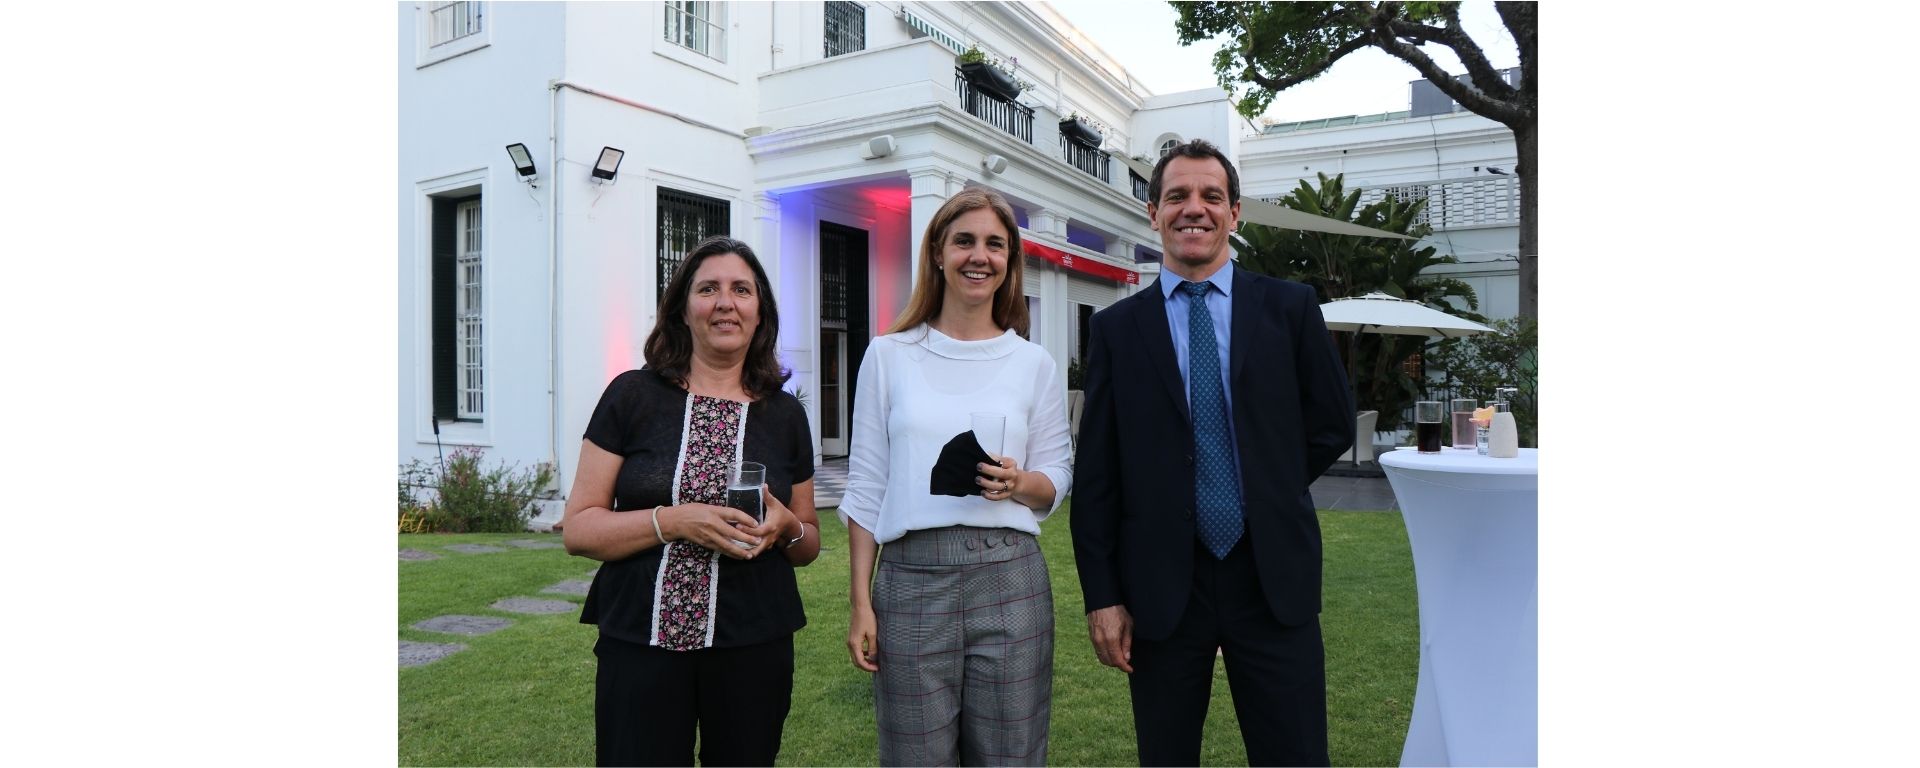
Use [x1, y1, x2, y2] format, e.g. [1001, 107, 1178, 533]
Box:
[728, 461, 765, 524]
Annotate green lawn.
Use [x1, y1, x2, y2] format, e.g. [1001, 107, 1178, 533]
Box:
[399, 502, 1417, 766]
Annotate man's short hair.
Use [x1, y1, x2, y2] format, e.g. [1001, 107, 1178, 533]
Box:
[1147, 139, 1241, 207]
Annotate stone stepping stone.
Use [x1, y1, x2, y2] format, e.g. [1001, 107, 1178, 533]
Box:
[400, 640, 466, 667]
[412, 615, 513, 635]
[445, 544, 506, 554]
[399, 549, 440, 561]
[503, 539, 564, 550]
[541, 580, 592, 597]
[492, 597, 577, 614]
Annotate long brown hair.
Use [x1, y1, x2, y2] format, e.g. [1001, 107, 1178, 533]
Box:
[643, 236, 791, 398]
[886, 187, 1030, 336]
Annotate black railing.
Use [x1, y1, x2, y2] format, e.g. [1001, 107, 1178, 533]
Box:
[1130, 170, 1150, 202]
[954, 68, 1033, 143]
[1061, 137, 1110, 182]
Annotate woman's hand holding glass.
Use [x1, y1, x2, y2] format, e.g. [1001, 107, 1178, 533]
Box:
[660, 503, 764, 558]
[976, 456, 1024, 502]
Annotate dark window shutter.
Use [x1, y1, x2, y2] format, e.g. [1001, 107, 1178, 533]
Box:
[431, 197, 458, 422]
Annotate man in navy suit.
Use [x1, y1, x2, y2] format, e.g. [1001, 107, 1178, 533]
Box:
[1072, 139, 1353, 766]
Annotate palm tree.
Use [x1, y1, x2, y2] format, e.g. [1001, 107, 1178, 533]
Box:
[1233, 173, 1482, 433]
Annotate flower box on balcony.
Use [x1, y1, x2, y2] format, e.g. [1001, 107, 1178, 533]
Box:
[1059, 116, 1103, 147]
[959, 61, 1022, 101]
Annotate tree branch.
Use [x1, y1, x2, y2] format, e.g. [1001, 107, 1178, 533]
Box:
[1369, 24, 1524, 125]
[1397, 8, 1517, 102]
[1240, 33, 1375, 93]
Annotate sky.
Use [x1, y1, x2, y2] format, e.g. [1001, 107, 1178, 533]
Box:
[1046, 0, 1520, 128]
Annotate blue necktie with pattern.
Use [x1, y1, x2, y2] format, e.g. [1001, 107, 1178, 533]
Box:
[1182, 280, 1243, 559]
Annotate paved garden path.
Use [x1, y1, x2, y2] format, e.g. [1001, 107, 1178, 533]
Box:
[400, 535, 593, 668]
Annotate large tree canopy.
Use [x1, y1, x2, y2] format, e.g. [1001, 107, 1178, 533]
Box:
[1173, 1, 1537, 319]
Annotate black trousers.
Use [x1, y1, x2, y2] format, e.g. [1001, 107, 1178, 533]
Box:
[593, 633, 794, 767]
[1128, 539, 1329, 767]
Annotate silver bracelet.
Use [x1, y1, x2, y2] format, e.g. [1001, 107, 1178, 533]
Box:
[651, 505, 668, 545]
[783, 521, 810, 548]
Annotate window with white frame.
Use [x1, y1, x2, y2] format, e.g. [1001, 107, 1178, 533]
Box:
[432, 194, 484, 423]
[665, 1, 727, 61]
[428, 1, 484, 47]
[1159, 138, 1179, 157]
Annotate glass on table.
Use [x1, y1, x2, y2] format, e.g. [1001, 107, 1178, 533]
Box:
[1450, 397, 1478, 449]
[1415, 401, 1444, 454]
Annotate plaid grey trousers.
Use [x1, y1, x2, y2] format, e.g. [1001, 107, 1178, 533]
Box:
[873, 526, 1054, 767]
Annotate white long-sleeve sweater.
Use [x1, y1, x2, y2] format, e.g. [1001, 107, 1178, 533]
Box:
[836, 324, 1074, 544]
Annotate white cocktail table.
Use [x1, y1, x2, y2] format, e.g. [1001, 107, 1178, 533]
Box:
[1379, 447, 1538, 767]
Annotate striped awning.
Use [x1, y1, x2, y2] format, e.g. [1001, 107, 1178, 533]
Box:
[901, 8, 967, 56]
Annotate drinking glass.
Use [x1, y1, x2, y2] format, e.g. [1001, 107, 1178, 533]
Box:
[970, 412, 1006, 458]
[1450, 397, 1478, 449]
[1414, 401, 1444, 454]
[728, 461, 766, 525]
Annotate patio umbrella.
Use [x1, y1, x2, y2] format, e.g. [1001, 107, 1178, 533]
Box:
[1321, 292, 1496, 338]
[1319, 293, 1494, 465]
[1115, 154, 1414, 240]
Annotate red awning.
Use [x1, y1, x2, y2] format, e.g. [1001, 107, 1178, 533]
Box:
[1022, 239, 1139, 285]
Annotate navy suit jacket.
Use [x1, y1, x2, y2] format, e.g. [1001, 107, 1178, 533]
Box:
[1072, 266, 1353, 641]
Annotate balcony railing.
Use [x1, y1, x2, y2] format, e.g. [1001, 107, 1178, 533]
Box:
[1130, 170, 1150, 202]
[1357, 175, 1519, 229]
[1060, 137, 1110, 182]
[954, 68, 1033, 144]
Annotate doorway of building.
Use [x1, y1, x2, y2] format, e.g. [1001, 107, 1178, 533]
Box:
[818, 221, 869, 457]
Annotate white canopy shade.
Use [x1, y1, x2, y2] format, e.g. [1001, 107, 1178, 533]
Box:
[1320, 292, 1495, 338]
[1115, 153, 1414, 240]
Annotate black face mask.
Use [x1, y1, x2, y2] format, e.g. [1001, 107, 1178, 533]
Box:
[928, 430, 995, 497]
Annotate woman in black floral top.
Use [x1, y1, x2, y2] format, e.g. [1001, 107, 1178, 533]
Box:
[561, 236, 820, 767]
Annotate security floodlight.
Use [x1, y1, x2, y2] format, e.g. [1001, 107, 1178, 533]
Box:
[505, 143, 538, 185]
[982, 154, 1008, 175]
[591, 147, 625, 184]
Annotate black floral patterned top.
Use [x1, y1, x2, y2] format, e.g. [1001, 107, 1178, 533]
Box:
[579, 369, 814, 649]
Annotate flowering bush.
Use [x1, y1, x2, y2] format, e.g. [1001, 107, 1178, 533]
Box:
[398, 448, 555, 533]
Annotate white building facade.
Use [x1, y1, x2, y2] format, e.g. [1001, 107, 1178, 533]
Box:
[398, 1, 1243, 499]
[1237, 86, 1522, 321]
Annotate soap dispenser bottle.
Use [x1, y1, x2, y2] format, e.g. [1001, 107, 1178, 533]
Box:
[1488, 387, 1520, 458]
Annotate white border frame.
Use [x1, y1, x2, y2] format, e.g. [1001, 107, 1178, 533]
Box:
[415, 1, 492, 68]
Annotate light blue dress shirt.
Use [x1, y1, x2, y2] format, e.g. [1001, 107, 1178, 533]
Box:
[1161, 259, 1243, 481]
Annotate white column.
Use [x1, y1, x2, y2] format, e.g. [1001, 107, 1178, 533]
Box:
[1029, 208, 1060, 241]
[908, 168, 949, 286]
[754, 191, 782, 293]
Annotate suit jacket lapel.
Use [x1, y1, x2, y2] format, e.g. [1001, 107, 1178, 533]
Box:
[1135, 278, 1191, 425]
[1230, 267, 1259, 388]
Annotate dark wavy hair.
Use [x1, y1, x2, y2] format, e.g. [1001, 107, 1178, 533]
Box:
[1147, 138, 1241, 207]
[644, 236, 791, 399]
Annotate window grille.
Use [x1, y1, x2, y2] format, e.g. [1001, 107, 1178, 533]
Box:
[664, 1, 726, 61]
[455, 200, 484, 419]
[658, 189, 731, 302]
[824, 1, 866, 58]
[1159, 138, 1178, 157]
[1130, 170, 1150, 202]
[428, 1, 484, 47]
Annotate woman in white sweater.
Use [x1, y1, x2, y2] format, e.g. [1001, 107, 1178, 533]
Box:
[840, 187, 1074, 766]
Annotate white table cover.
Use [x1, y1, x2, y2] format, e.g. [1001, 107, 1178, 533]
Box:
[1379, 447, 1538, 767]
